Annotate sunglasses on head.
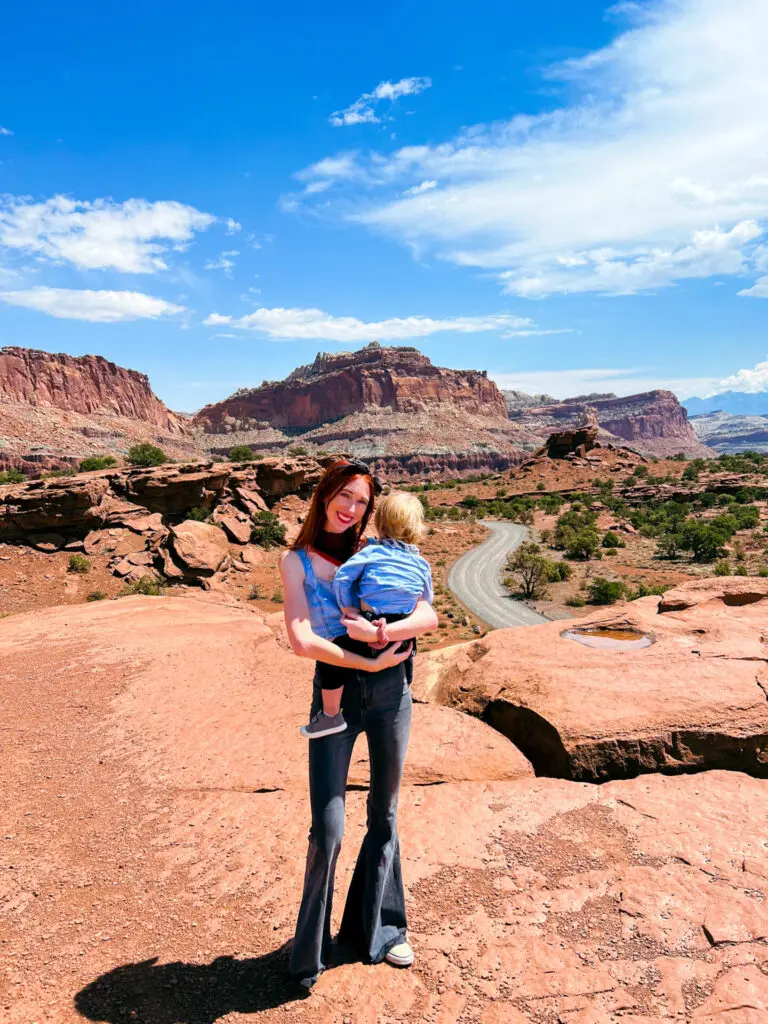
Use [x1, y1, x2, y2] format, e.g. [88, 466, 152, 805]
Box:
[339, 458, 384, 496]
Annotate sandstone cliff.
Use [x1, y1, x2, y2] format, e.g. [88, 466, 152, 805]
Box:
[194, 342, 508, 432]
[0, 347, 187, 434]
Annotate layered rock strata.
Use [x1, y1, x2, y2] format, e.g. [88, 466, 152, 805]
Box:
[0, 346, 187, 434]
[194, 342, 508, 432]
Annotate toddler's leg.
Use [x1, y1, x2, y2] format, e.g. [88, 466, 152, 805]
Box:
[322, 685, 343, 717]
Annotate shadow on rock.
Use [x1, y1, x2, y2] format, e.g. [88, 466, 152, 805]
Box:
[74, 945, 308, 1024]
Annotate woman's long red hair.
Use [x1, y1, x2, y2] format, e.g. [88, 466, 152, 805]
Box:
[292, 460, 375, 559]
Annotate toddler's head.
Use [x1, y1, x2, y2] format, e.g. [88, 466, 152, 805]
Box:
[374, 491, 425, 545]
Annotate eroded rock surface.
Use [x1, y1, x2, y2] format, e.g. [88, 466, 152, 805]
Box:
[416, 578, 768, 781]
[1, 596, 766, 1023]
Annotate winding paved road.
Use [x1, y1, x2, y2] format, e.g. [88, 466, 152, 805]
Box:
[447, 520, 549, 630]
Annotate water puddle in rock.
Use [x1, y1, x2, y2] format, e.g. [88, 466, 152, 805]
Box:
[562, 625, 653, 650]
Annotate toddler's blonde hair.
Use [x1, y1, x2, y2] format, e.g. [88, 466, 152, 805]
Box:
[375, 491, 425, 545]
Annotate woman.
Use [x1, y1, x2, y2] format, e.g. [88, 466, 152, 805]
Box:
[280, 458, 438, 990]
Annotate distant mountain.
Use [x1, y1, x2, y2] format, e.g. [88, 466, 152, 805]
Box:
[689, 410, 768, 454]
[684, 391, 768, 416]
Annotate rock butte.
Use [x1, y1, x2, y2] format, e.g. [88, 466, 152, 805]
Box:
[2, 578, 767, 1022]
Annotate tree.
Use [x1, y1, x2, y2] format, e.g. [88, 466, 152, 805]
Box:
[657, 532, 684, 559]
[228, 445, 255, 461]
[680, 521, 731, 562]
[504, 542, 552, 599]
[588, 577, 625, 604]
[565, 529, 600, 561]
[127, 443, 168, 468]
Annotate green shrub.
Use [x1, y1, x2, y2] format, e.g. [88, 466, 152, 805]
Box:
[0, 468, 26, 484]
[565, 595, 586, 607]
[565, 529, 601, 561]
[127, 443, 168, 468]
[734, 564, 748, 577]
[605, 547, 618, 556]
[125, 575, 164, 596]
[251, 511, 287, 550]
[187, 505, 210, 522]
[271, 587, 284, 603]
[248, 584, 263, 600]
[86, 591, 107, 602]
[758, 566, 768, 578]
[713, 560, 731, 576]
[545, 560, 572, 582]
[287, 445, 308, 456]
[68, 554, 91, 574]
[79, 456, 117, 472]
[626, 582, 668, 599]
[602, 531, 623, 548]
[228, 445, 255, 461]
[536, 482, 545, 491]
[587, 577, 625, 605]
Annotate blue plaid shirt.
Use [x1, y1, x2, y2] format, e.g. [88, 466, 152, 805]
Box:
[333, 538, 433, 615]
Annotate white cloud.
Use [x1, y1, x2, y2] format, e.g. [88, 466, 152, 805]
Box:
[204, 250, 239, 275]
[225, 218, 242, 234]
[0, 127, 12, 136]
[203, 306, 539, 342]
[738, 275, 768, 297]
[0, 286, 186, 322]
[491, 367, 720, 401]
[403, 180, 437, 197]
[329, 77, 431, 127]
[298, 0, 768, 297]
[0, 195, 216, 273]
[711, 356, 768, 393]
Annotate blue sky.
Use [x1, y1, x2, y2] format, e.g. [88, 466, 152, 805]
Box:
[1, 0, 767, 411]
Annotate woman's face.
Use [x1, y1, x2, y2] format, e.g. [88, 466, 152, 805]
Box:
[324, 475, 372, 533]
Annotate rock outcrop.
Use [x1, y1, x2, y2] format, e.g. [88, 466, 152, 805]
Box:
[2, 594, 768, 1022]
[415, 577, 768, 782]
[690, 410, 768, 454]
[194, 342, 508, 432]
[0, 346, 187, 434]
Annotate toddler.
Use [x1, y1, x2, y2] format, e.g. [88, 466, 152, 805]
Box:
[301, 491, 433, 739]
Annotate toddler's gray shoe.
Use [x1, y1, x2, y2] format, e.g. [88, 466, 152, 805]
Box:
[300, 711, 348, 739]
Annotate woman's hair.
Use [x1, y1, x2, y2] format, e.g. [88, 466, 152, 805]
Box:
[375, 491, 425, 545]
[292, 459, 376, 556]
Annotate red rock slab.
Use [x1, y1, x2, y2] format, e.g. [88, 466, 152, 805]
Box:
[1, 598, 768, 1023]
[417, 580, 768, 781]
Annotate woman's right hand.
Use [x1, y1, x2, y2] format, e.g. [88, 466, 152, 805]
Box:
[369, 641, 413, 672]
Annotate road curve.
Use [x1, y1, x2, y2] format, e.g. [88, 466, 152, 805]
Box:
[447, 520, 549, 630]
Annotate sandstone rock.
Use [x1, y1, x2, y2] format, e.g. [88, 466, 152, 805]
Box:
[2, 597, 767, 1023]
[0, 345, 187, 434]
[659, 576, 768, 613]
[240, 544, 264, 566]
[194, 342, 508, 433]
[416, 581, 768, 781]
[211, 503, 252, 544]
[29, 532, 65, 552]
[232, 484, 269, 516]
[168, 521, 229, 576]
[160, 546, 185, 580]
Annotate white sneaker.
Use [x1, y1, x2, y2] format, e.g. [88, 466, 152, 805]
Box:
[385, 941, 414, 967]
[300, 711, 347, 739]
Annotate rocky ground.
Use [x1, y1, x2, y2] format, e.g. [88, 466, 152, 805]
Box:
[1, 581, 766, 1023]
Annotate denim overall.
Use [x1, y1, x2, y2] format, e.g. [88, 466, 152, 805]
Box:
[289, 548, 412, 987]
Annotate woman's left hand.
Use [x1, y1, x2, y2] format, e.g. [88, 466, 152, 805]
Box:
[341, 612, 381, 644]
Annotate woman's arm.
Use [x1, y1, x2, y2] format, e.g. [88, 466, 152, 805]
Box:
[280, 551, 412, 671]
[341, 597, 438, 645]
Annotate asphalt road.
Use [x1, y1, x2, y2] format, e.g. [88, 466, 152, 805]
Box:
[447, 520, 549, 630]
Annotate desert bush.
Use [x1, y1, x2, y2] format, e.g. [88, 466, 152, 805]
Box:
[287, 445, 308, 456]
[228, 445, 255, 461]
[605, 547, 618, 556]
[127, 443, 168, 468]
[251, 511, 287, 549]
[79, 456, 117, 472]
[42, 469, 75, 479]
[713, 560, 731, 576]
[734, 564, 749, 576]
[86, 591, 107, 602]
[602, 531, 625, 548]
[536, 482, 545, 491]
[0, 468, 26, 484]
[545, 560, 572, 582]
[565, 529, 601, 561]
[68, 554, 91, 574]
[187, 505, 210, 522]
[625, 582, 668, 599]
[125, 575, 165, 596]
[248, 584, 263, 600]
[271, 587, 283, 603]
[587, 577, 625, 604]
[565, 595, 586, 607]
